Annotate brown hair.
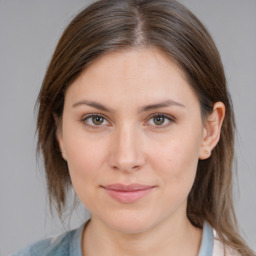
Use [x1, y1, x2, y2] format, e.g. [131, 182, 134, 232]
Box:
[36, 0, 255, 255]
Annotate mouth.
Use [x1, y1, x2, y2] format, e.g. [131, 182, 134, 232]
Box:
[101, 183, 156, 203]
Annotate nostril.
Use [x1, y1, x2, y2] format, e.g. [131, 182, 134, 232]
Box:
[111, 160, 143, 172]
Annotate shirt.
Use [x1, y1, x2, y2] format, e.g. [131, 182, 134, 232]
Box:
[11, 222, 239, 256]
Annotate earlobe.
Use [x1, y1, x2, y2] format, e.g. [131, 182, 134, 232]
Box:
[199, 102, 225, 160]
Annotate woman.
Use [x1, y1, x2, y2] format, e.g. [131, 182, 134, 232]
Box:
[13, 0, 255, 255]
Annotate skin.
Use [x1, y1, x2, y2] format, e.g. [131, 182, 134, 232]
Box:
[57, 48, 225, 256]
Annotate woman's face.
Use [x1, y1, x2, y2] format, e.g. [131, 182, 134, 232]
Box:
[57, 48, 207, 233]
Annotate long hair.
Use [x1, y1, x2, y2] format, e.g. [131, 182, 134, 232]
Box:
[36, 1, 255, 255]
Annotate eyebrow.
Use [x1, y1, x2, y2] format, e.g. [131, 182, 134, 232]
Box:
[72, 100, 114, 112]
[72, 99, 185, 113]
[139, 99, 185, 113]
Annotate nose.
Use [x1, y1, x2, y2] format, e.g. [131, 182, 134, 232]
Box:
[108, 124, 146, 172]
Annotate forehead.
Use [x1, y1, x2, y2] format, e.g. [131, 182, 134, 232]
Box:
[80, 47, 186, 83]
[65, 47, 199, 110]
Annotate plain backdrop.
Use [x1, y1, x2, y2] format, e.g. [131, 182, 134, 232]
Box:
[0, 0, 255, 254]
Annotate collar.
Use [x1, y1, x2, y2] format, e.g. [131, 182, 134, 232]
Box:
[198, 222, 214, 256]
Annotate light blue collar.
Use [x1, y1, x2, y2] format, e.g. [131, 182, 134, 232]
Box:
[70, 223, 84, 256]
[198, 222, 214, 256]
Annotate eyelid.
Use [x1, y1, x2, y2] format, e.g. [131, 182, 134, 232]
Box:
[80, 112, 175, 129]
[145, 113, 175, 127]
[81, 113, 111, 128]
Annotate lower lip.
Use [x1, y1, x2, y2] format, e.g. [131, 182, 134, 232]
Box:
[103, 187, 155, 203]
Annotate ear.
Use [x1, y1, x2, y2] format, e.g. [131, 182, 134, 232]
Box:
[199, 102, 225, 160]
[54, 114, 67, 160]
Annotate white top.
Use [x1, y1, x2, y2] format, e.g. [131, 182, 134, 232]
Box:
[213, 230, 240, 256]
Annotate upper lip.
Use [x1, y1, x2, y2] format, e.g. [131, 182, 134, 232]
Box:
[102, 183, 156, 191]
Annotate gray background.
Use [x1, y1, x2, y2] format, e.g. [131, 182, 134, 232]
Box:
[0, 0, 255, 254]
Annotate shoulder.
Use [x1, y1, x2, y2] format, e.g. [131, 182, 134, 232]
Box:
[10, 231, 74, 256]
[10, 225, 84, 256]
[213, 230, 240, 256]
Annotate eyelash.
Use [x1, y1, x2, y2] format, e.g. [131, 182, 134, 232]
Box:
[146, 113, 174, 128]
[81, 113, 175, 129]
[81, 114, 110, 129]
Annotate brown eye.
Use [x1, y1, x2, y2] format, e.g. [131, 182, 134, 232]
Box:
[92, 115, 104, 125]
[147, 113, 174, 127]
[82, 114, 109, 128]
[153, 116, 165, 125]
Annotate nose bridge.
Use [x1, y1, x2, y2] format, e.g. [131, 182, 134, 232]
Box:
[110, 123, 145, 172]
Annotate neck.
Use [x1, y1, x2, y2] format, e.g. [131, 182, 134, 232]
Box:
[82, 215, 202, 256]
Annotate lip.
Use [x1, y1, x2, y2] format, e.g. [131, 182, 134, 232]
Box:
[101, 183, 156, 203]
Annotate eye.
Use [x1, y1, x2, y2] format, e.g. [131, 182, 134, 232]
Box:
[81, 114, 110, 128]
[147, 113, 174, 127]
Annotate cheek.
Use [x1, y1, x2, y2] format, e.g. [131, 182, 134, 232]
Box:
[64, 137, 107, 210]
[65, 137, 106, 179]
[61, 125, 108, 200]
[62, 115, 105, 174]
[150, 133, 201, 194]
